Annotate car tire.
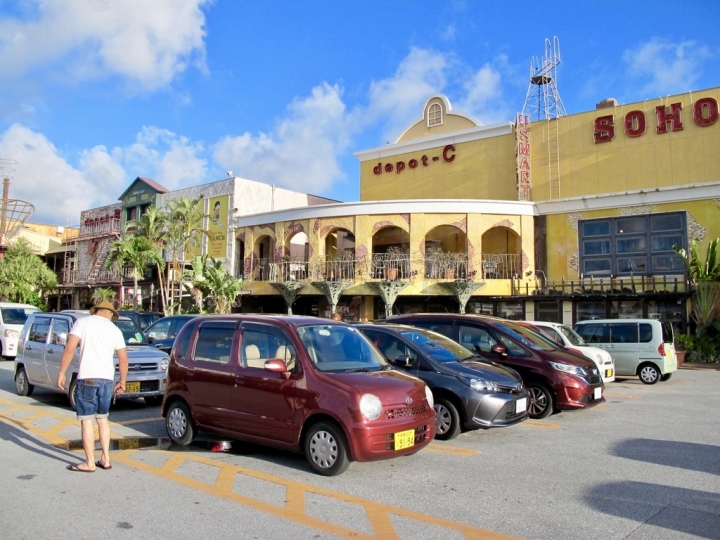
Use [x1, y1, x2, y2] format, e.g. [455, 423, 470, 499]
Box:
[660, 373, 673, 382]
[304, 421, 350, 476]
[166, 400, 195, 446]
[14, 367, 34, 396]
[144, 396, 163, 406]
[638, 363, 660, 385]
[527, 382, 554, 419]
[68, 378, 78, 411]
[434, 398, 461, 440]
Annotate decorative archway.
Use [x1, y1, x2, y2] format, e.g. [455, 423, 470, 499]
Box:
[481, 226, 521, 279]
[424, 225, 467, 279]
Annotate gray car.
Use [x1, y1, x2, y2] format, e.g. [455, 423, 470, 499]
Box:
[13, 311, 169, 409]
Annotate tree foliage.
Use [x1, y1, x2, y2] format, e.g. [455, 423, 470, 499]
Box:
[106, 235, 165, 310]
[0, 238, 57, 307]
[183, 255, 243, 314]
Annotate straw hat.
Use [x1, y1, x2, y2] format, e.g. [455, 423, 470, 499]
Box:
[89, 301, 119, 321]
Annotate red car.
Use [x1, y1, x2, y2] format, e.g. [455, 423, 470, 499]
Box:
[162, 315, 436, 476]
[388, 314, 605, 419]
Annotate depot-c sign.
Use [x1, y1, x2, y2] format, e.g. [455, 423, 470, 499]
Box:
[593, 97, 718, 143]
[372, 144, 456, 175]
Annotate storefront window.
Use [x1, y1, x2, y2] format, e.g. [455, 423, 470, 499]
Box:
[648, 300, 685, 333]
[576, 301, 605, 322]
[498, 301, 523, 320]
[610, 300, 643, 319]
[535, 301, 561, 323]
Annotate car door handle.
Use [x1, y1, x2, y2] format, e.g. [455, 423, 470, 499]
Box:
[234, 375, 244, 385]
[186, 368, 194, 377]
[26, 345, 32, 350]
[46, 349, 54, 354]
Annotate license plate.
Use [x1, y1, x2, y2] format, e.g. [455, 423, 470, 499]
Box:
[605, 369, 613, 378]
[125, 381, 141, 393]
[594, 387, 602, 400]
[515, 398, 527, 413]
[394, 429, 415, 451]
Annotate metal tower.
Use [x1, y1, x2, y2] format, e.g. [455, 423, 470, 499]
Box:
[0, 159, 35, 259]
[522, 37, 567, 121]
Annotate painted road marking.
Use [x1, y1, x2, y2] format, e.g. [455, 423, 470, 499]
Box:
[603, 393, 642, 399]
[520, 419, 561, 429]
[0, 397, 519, 539]
[426, 442, 480, 456]
[115, 416, 164, 426]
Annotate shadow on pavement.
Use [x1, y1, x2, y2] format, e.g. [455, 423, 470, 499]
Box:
[612, 438, 720, 476]
[585, 481, 720, 539]
[0, 419, 76, 467]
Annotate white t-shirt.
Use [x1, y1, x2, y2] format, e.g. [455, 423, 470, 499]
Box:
[70, 315, 127, 380]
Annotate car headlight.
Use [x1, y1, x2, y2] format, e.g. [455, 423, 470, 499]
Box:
[161, 358, 169, 371]
[549, 362, 585, 376]
[359, 393, 382, 421]
[457, 375, 498, 392]
[595, 354, 604, 364]
[424, 385, 434, 408]
[4, 329, 19, 338]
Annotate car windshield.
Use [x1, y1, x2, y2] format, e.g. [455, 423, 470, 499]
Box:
[558, 325, 587, 346]
[115, 319, 148, 346]
[1, 307, 40, 325]
[398, 328, 475, 363]
[296, 324, 388, 373]
[498, 321, 560, 352]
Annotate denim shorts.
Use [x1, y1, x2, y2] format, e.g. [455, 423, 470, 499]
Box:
[75, 379, 114, 420]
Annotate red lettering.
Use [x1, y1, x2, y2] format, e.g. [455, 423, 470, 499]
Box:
[396, 161, 405, 173]
[421, 155, 429, 166]
[442, 144, 456, 162]
[624, 110, 646, 138]
[519, 128, 529, 141]
[520, 171, 530, 182]
[373, 163, 382, 175]
[409, 159, 418, 168]
[518, 143, 530, 155]
[693, 97, 718, 127]
[519, 157, 530, 169]
[384, 163, 393, 172]
[656, 102, 683, 133]
[517, 114, 529, 127]
[593, 115, 615, 143]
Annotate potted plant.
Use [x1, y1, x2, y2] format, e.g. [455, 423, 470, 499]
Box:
[673, 333, 693, 367]
[385, 246, 403, 280]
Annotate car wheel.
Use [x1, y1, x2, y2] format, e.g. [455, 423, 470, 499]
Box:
[14, 367, 34, 397]
[144, 396, 163, 406]
[527, 383, 554, 419]
[166, 400, 196, 446]
[638, 363, 660, 385]
[434, 398, 461, 440]
[660, 373, 673, 382]
[68, 378, 78, 411]
[304, 421, 350, 476]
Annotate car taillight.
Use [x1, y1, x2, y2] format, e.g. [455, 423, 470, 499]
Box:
[658, 343, 666, 357]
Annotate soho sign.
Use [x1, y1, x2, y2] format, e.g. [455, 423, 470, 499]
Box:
[593, 97, 718, 143]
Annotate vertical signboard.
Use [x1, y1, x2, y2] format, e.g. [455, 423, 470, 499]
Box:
[208, 195, 229, 259]
[515, 114, 531, 201]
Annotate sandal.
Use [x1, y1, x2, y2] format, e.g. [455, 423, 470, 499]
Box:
[95, 460, 112, 470]
[68, 464, 95, 473]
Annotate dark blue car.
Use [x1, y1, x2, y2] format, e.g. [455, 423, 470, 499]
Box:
[143, 315, 197, 353]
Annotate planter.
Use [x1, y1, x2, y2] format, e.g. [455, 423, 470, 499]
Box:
[385, 268, 398, 280]
[675, 350, 686, 368]
[444, 268, 456, 279]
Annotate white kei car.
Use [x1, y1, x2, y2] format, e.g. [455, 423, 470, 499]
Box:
[529, 321, 616, 383]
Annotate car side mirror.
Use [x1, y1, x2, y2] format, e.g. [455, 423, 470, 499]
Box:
[146, 335, 154, 343]
[265, 358, 291, 379]
[490, 344, 507, 356]
[56, 332, 67, 346]
[392, 355, 413, 367]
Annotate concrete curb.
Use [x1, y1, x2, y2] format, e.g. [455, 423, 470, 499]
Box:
[680, 362, 720, 370]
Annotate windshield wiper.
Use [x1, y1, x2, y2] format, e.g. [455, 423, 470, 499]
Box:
[344, 367, 379, 373]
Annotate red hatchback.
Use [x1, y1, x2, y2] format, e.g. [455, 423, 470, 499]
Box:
[162, 315, 436, 476]
[388, 314, 605, 419]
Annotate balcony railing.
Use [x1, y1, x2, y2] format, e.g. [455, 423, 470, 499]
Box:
[245, 253, 521, 283]
[516, 274, 690, 296]
[79, 219, 122, 238]
[62, 267, 134, 285]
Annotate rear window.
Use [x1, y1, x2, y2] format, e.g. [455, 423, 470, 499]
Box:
[661, 321, 674, 344]
[2, 307, 40, 325]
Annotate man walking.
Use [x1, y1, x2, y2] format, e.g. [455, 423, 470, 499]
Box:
[57, 302, 128, 472]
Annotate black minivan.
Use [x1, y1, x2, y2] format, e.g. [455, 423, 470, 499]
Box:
[357, 323, 528, 440]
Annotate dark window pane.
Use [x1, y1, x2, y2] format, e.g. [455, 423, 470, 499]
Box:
[617, 238, 646, 253]
[616, 218, 645, 234]
[652, 255, 685, 273]
[582, 221, 610, 237]
[194, 327, 234, 364]
[584, 259, 611, 273]
[639, 324, 653, 342]
[610, 323, 637, 343]
[583, 240, 610, 255]
[652, 235, 683, 252]
[617, 258, 647, 273]
[651, 213, 682, 232]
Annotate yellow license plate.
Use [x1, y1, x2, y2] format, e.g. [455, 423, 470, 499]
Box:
[125, 381, 141, 393]
[394, 429, 415, 451]
[605, 369, 613, 378]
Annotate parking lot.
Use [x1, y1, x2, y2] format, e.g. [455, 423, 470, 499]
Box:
[1, 360, 719, 539]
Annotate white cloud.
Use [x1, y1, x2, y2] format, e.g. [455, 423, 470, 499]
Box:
[213, 82, 352, 193]
[0, 0, 210, 90]
[623, 39, 712, 96]
[455, 57, 514, 125]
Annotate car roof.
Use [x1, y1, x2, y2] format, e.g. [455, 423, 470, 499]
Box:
[0, 302, 40, 308]
[388, 313, 508, 323]
[186, 314, 345, 327]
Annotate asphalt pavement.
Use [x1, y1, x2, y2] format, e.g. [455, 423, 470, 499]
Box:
[1, 360, 719, 540]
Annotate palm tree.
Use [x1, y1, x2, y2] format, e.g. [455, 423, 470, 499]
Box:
[105, 235, 165, 311]
[183, 255, 243, 314]
[91, 287, 117, 305]
[134, 206, 170, 314]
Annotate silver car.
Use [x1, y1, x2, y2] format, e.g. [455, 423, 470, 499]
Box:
[14, 311, 169, 409]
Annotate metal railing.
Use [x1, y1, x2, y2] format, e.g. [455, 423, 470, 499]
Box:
[79, 219, 122, 238]
[62, 267, 134, 285]
[515, 274, 690, 296]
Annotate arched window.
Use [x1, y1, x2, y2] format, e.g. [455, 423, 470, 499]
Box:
[428, 103, 443, 126]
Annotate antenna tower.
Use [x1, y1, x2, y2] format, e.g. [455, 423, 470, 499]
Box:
[522, 37, 567, 121]
[0, 159, 35, 258]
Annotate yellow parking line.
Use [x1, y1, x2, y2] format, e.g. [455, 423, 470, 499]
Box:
[603, 393, 642, 399]
[594, 405, 609, 411]
[426, 442, 480, 456]
[115, 416, 164, 426]
[114, 448, 519, 540]
[521, 420, 561, 429]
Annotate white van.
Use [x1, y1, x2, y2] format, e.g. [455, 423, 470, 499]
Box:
[0, 303, 41, 359]
[573, 319, 677, 384]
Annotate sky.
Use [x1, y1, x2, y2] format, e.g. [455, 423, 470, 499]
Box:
[0, 0, 718, 226]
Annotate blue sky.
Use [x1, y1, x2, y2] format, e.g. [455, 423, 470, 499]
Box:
[0, 0, 718, 225]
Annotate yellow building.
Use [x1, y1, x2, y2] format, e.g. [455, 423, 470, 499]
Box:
[234, 88, 720, 329]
